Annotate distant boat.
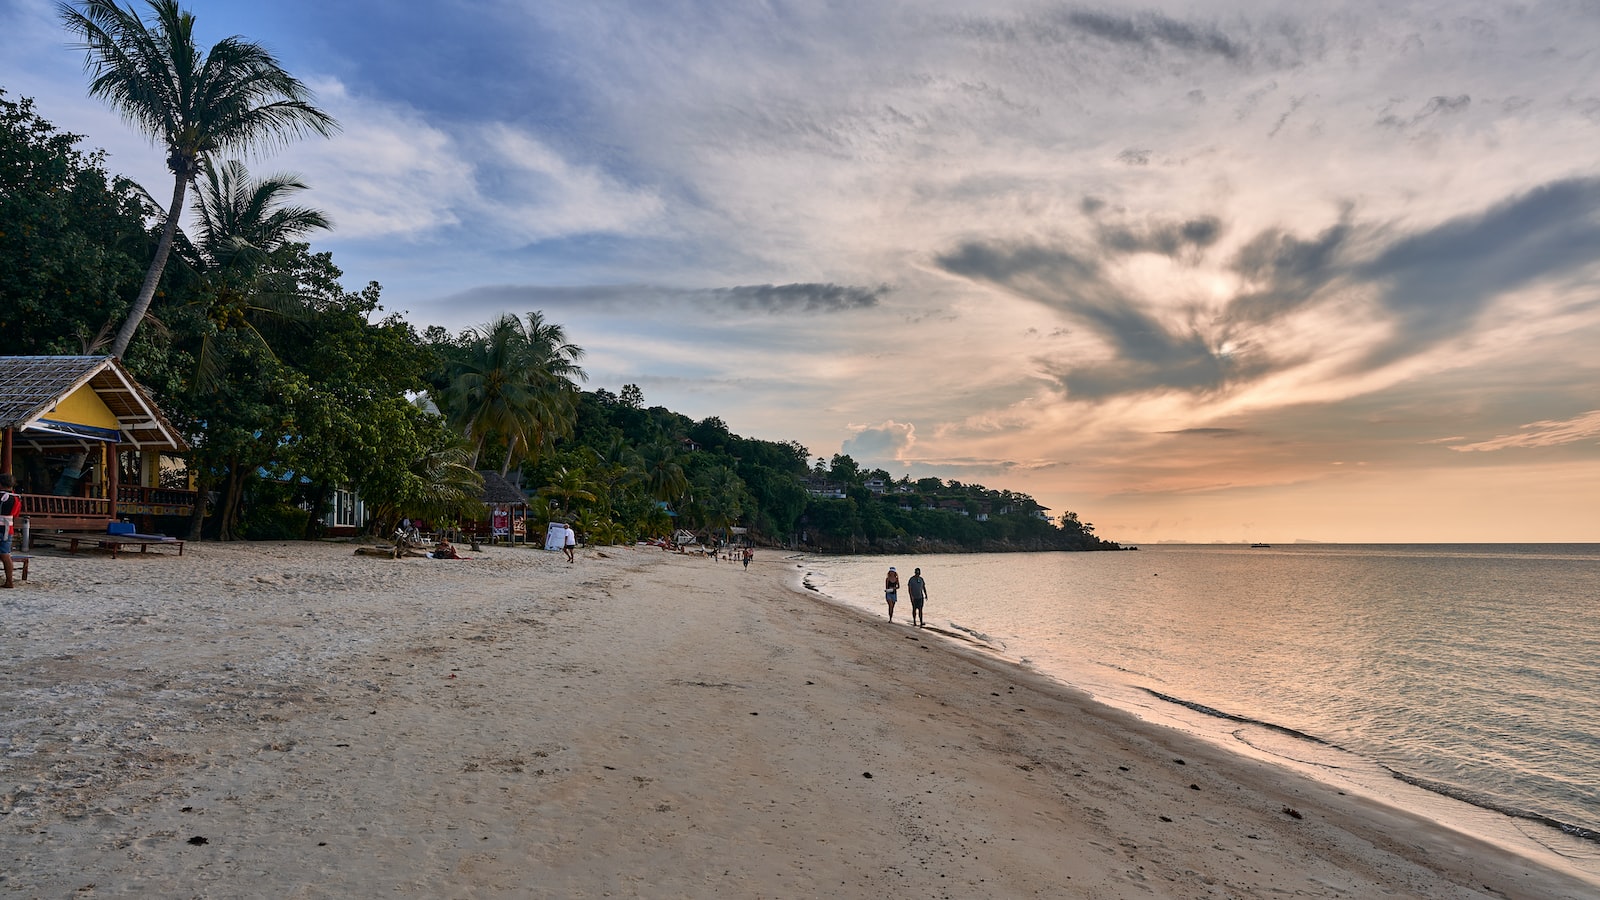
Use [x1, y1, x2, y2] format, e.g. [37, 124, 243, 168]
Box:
[1250, 542, 1271, 548]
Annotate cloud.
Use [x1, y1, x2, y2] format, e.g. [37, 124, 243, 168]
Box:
[1446, 409, 1600, 452]
[1098, 215, 1224, 258]
[1063, 10, 1246, 62]
[1358, 177, 1600, 367]
[437, 282, 886, 317]
[1224, 217, 1354, 325]
[709, 283, 888, 313]
[841, 420, 917, 463]
[935, 239, 1270, 399]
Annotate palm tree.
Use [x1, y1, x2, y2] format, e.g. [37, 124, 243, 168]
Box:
[506, 311, 586, 472]
[639, 440, 688, 506]
[185, 158, 329, 391]
[60, 0, 338, 359]
[537, 466, 597, 516]
[442, 312, 586, 474]
[695, 465, 747, 537]
[582, 436, 643, 521]
[193, 158, 329, 271]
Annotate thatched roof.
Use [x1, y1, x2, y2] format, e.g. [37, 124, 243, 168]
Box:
[0, 356, 187, 451]
[478, 470, 527, 506]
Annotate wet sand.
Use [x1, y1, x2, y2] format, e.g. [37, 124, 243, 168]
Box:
[1, 541, 1593, 897]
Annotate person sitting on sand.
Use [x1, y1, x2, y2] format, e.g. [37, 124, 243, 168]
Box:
[884, 566, 900, 622]
[432, 538, 460, 559]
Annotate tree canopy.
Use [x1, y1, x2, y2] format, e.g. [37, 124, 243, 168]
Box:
[1, 87, 1122, 552]
[59, 0, 338, 358]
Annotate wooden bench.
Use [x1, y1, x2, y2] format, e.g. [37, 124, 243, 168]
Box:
[30, 533, 185, 560]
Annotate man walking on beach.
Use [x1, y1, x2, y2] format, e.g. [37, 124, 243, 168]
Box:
[884, 566, 900, 621]
[907, 567, 927, 627]
[563, 524, 577, 563]
[742, 546, 753, 570]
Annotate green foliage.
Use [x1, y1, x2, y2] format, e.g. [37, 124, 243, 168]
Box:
[6, 87, 1119, 551]
[60, 0, 339, 357]
[0, 91, 149, 353]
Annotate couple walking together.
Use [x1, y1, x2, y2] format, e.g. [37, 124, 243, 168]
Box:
[883, 565, 927, 626]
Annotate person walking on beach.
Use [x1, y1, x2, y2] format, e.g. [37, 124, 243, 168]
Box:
[907, 567, 927, 627]
[0, 473, 19, 588]
[562, 524, 577, 563]
[742, 546, 753, 570]
[884, 566, 900, 621]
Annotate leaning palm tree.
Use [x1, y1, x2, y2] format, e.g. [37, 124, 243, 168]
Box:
[60, 0, 338, 359]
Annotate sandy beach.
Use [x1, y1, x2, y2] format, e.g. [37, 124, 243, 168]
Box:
[2, 541, 1594, 898]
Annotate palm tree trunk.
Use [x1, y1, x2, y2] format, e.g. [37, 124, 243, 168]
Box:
[500, 434, 520, 476]
[109, 175, 188, 359]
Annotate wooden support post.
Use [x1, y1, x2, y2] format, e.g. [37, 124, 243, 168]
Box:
[107, 440, 120, 522]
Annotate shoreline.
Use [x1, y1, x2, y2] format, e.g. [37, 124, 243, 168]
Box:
[793, 550, 1600, 889]
[2, 541, 1595, 897]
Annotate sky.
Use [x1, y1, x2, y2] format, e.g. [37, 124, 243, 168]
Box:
[4, 0, 1600, 544]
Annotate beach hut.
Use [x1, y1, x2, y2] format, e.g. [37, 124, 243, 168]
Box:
[476, 470, 529, 544]
[0, 356, 192, 533]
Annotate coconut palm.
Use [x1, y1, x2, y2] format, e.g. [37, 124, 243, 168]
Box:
[639, 440, 688, 506]
[695, 465, 747, 537]
[185, 158, 329, 390]
[442, 312, 586, 475]
[505, 311, 586, 471]
[60, 0, 338, 359]
[193, 158, 328, 271]
[582, 436, 643, 520]
[537, 466, 598, 516]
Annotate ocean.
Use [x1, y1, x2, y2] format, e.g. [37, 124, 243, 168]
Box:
[795, 543, 1600, 875]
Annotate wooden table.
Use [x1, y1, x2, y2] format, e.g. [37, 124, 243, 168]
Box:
[31, 533, 185, 560]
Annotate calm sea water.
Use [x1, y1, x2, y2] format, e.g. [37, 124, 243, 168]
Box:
[797, 543, 1600, 868]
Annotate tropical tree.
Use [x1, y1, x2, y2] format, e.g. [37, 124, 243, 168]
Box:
[60, 0, 338, 358]
[639, 440, 688, 506]
[192, 158, 328, 271]
[512, 311, 586, 470]
[440, 311, 586, 474]
[184, 158, 328, 387]
[694, 464, 747, 537]
[537, 466, 597, 516]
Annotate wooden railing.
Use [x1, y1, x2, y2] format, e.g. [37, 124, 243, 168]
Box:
[16, 487, 196, 532]
[17, 492, 113, 531]
[117, 485, 198, 515]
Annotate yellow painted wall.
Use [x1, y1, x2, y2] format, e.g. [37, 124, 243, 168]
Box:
[50, 385, 120, 430]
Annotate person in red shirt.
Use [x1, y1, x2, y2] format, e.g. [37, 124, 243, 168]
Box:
[0, 473, 21, 588]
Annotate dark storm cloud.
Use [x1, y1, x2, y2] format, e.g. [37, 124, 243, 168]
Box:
[1357, 176, 1600, 367]
[936, 240, 1270, 399]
